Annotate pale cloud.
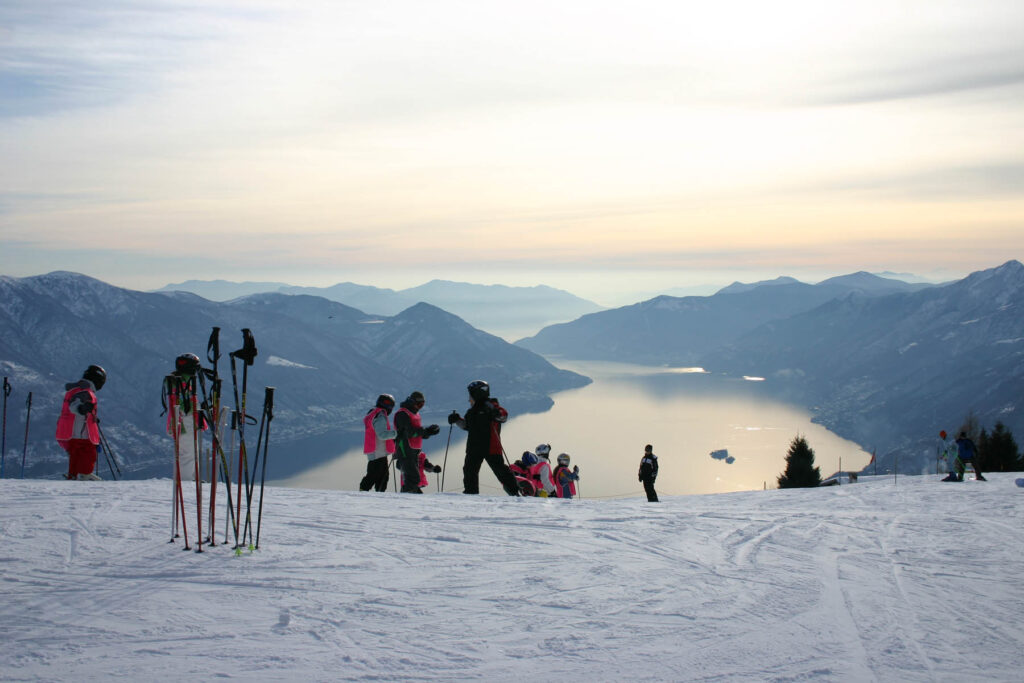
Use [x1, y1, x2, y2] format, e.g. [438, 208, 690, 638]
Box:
[1, 0, 1022, 299]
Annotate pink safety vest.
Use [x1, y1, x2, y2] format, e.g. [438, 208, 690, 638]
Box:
[530, 460, 557, 495]
[553, 464, 577, 497]
[395, 407, 423, 449]
[55, 385, 99, 445]
[363, 407, 395, 455]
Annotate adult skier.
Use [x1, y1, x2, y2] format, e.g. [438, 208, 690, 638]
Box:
[953, 431, 986, 481]
[393, 391, 441, 493]
[638, 444, 659, 502]
[56, 365, 106, 480]
[359, 394, 396, 492]
[448, 380, 520, 496]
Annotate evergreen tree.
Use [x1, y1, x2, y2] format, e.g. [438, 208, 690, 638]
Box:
[777, 435, 822, 488]
[981, 422, 1023, 472]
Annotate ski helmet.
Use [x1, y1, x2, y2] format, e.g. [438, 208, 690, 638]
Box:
[535, 443, 551, 458]
[408, 391, 425, 407]
[467, 380, 490, 402]
[82, 364, 106, 391]
[521, 451, 538, 466]
[557, 453, 570, 466]
[376, 393, 396, 413]
[175, 353, 201, 376]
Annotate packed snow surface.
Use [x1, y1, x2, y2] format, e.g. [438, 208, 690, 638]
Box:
[1, 475, 1022, 681]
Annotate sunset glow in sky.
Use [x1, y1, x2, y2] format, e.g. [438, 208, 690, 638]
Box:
[2, 1, 1022, 304]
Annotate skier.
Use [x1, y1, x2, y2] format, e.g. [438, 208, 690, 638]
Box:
[639, 444, 659, 502]
[393, 391, 441, 493]
[553, 453, 580, 499]
[939, 430, 960, 482]
[532, 443, 558, 497]
[953, 431, 986, 481]
[447, 380, 520, 496]
[166, 354, 208, 481]
[359, 394, 397, 492]
[399, 451, 443, 494]
[55, 365, 106, 480]
[509, 452, 538, 496]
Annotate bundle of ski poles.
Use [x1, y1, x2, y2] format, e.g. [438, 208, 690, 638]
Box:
[165, 327, 276, 555]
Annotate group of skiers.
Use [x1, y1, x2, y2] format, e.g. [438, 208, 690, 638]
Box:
[940, 430, 986, 482]
[360, 379, 584, 498]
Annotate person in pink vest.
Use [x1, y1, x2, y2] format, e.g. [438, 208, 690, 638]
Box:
[359, 394, 397, 492]
[393, 391, 441, 493]
[55, 365, 106, 480]
[531, 443, 558, 497]
[553, 453, 580, 499]
[400, 451, 443, 493]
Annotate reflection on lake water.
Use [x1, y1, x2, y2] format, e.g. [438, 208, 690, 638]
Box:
[280, 360, 872, 499]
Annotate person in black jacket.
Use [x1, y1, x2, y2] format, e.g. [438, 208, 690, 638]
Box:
[638, 444, 659, 502]
[448, 380, 520, 496]
[393, 391, 440, 493]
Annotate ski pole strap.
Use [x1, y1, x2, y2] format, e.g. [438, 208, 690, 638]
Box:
[207, 326, 221, 365]
[233, 328, 258, 367]
[263, 387, 274, 422]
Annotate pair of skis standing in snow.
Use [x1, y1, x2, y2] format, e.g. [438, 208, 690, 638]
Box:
[163, 327, 275, 554]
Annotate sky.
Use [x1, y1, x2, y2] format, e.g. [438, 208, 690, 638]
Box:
[2, 0, 1023, 305]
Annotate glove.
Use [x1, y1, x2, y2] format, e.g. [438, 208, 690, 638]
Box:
[433, 465, 442, 473]
[76, 401, 95, 415]
[425, 424, 441, 436]
[573, 465, 579, 474]
[447, 411, 461, 425]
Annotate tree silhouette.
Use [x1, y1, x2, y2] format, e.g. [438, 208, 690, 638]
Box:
[979, 422, 1023, 472]
[777, 435, 821, 488]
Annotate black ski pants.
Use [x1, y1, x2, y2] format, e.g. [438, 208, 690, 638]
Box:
[642, 478, 659, 502]
[359, 456, 389, 492]
[463, 450, 519, 495]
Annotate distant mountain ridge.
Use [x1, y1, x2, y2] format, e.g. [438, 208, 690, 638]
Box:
[517, 271, 930, 365]
[0, 273, 589, 480]
[157, 279, 605, 340]
[703, 260, 1024, 473]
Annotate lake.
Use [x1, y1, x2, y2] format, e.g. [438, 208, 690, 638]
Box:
[280, 360, 872, 499]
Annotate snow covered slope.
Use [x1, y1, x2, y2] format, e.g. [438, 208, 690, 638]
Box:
[1, 476, 1022, 681]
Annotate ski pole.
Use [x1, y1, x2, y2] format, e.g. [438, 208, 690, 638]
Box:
[167, 375, 190, 550]
[254, 386, 274, 550]
[206, 327, 221, 546]
[20, 392, 32, 478]
[190, 375, 203, 554]
[1, 376, 11, 479]
[243, 387, 270, 547]
[441, 422, 453, 492]
[96, 423, 122, 478]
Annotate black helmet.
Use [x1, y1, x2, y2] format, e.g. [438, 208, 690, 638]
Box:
[83, 364, 106, 390]
[376, 393, 396, 413]
[175, 353, 201, 376]
[408, 391, 425, 406]
[467, 380, 489, 402]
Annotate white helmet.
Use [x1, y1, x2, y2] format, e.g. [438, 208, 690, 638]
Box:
[535, 443, 551, 458]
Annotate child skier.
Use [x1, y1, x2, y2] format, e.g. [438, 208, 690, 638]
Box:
[399, 451, 443, 493]
[552, 453, 580, 499]
[56, 365, 106, 480]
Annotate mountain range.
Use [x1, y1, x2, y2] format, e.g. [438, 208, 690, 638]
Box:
[516, 271, 932, 365]
[156, 279, 605, 341]
[0, 273, 589, 480]
[518, 262, 1023, 474]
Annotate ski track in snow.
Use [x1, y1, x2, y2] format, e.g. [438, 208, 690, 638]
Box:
[0, 476, 1023, 681]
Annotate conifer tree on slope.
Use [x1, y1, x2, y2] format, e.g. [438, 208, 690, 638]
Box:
[978, 422, 1023, 472]
[777, 435, 821, 488]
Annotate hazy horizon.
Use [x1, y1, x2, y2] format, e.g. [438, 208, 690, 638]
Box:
[2, 1, 1022, 305]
